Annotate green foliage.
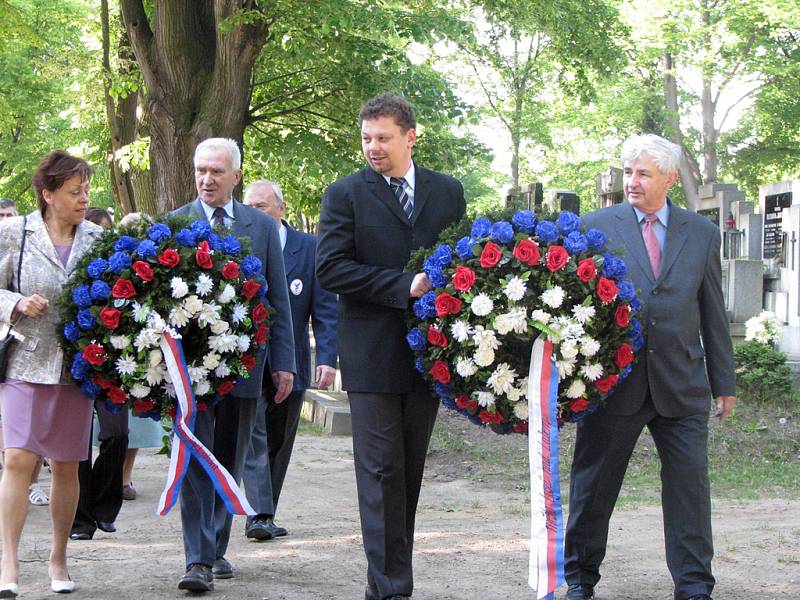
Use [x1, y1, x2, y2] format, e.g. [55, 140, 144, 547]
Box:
[733, 340, 794, 405]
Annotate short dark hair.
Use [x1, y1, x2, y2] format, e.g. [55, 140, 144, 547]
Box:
[0, 199, 16, 211]
[85, 207, 113, 228]
[32, 150, 93, 215]
[358, 93, 416, 132]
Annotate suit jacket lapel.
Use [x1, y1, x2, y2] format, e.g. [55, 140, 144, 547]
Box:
[412, 165, 430, 224]
[283, 223, 301, 277]
[231, 199, 253, 238]
[65, 221, 97, 275]
[26, 213, 64, 274]
[613, 204, 656, 285]
[363, 168, 409, 227]
[659, 203, 689, 281]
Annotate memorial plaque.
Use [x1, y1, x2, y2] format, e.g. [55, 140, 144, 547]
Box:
[556, 192, 580, 215]
[763, 192, 792, 259]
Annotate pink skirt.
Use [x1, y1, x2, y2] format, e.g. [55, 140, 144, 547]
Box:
[1, 379, 92, 462]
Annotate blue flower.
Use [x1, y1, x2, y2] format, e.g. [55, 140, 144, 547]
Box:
[63, 321, 80, 343]
[415, 357, 426, 373]
[434, 382, 453, 399]
[147, 223, 172, 244]
[108, 251, 132, 274]
[455, 236, 475, 260]
[556, 211, 580, 235]
[70, 354, 89, 381]
[412, 291, 437, 320]
[563, 231, 589, 255]
[630, 296, 642, 313]
[90, 280, 111, 301]
[113, 236, 138, 252]
[490, 221, 514, 244]
[406, 328, 426, 352]
[586, 228, 607, 252]
[77, 308, 95, 330]
[241, 255, 262, 278]
[86, 258, 108, 278]
[136, 240, 157, 258]
[80, 380, 100, 399]
[72, 285, 92, 308]
[512, 210, 537, 233]
[619, 364, 633, 380]
[190, 220, 212, 239]
[441, 397, 457, 410]
[221, 235, 241, 255]
[176, 228, 197, 247]
[103, 400, 124, 414]
[617, 279, 636, 302]
[427, 266, 447, 289]
[259, 280, 269, 298]
[535, 221, 560, 244]
[432, 244, 453, 268]
[470, 217, 492, 240]
[207, 233, 223, 251]
[629, 318, 644, 351]
[602, 253, 627, 279]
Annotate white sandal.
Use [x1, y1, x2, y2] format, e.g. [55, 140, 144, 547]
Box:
[28, 483, 50, 506]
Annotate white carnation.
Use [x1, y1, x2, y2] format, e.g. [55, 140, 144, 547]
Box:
[531, 309, 551, 324]
[237, 335, 251, 352]
[148, 349, 163, 367]
[134, 329, 159, 352]
[115, 355, 137, 376]
[472, 326, 499, 350]
[183, 295, 203, 316]
[214, 361, 232, 378]
[476, 391, 496, 408]
[171, 277, 189, 299]
[162, 381, 176, 398]
[559, 339, 579, 360]
[231, 303, 248, 325]
[580, 337, 600, 357]
[580, 363, 604, 381]
[473, 346, 495, 367]
[209, 333, 239, 353]
[503, 276, 526, 302]
[109, 335, 131, 350]
[565, 379, 587, 399]
[470, 293, 494, 316]
[198, 302, 221, 326]
[456, 357, 478, 378]
[195, 380, 211, 397]
[195, 273, 214, 297]
[556, 358, 576, 380]
[203, 352, 221, 370]
[513, 401, 529, 420]
[132, 301, 150, 323]
[541, 286, 565, 309]
[506, 386, 523, 402]
[210, 320, 230, 335]
[217, 284, 236, 304]
[572, 304, 596, 324]
[147, 312, 167, 333]
[168, 307, 190, 328]
[188, 365, 210, 384]
[145, 364, 165, 386]
[129, 384, 151, 399]
[450, 320, 473, 343]
[494, 313, 514, 335]
[487, 362, 516, 395]
[556, 317, 585, 340]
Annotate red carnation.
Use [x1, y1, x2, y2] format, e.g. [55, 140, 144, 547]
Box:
[513, 239, 541, 266]
[434, 292, 462, 317]
[242, 279, 262, 301]
[157, 248, 180, 268]
[221, 261, 240, 280]
[596, 277, 619, 304]
[132, 260, 154, 282]
[615, 343, 634, 368]
[546, 245, 569, 272]
[82, 343, 107, 366]
[479, 242, 503, 268]
[195, 249, 213, 269]
[218, 380, 236, 396]
[99, 307, 121, 330]
[513, 422, 529, 434]
[133, 399, 156, 414]
[196, 402, 208, 412]
[198, 241, 211, 253]
[241, 354, 256, 371]
[570, 398, 591, 413]
[252, 303, 269, 324]
[576, 258, 597, 282]
[428, 360, 451, 384]
[478, 409, 504, 424]
[111, 278, 136, 299]
[452, 266, 476, 292]
[91, 373, 112, 389]
[455, 394, 478, 411]
[426, 326, 448, 348]
[254, 324, 269, 345]
[614, 304, 630, 328]
[594, 374, 619, 394]
[107, 386, 126, 404]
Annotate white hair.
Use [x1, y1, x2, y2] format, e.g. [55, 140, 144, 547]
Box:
[195, 137, 241, 170]
[621, 134, 681, 175]
[244, 179, 284, 205]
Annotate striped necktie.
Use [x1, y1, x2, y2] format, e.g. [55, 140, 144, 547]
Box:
[212, 207, 226, 230]
[642, 212, 661, 277]
[390, 177, 413, 220]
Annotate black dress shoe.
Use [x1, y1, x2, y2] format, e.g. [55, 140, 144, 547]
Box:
[245, 516, 275, 541]
[96, 521, 116, 533]
[565, 583, 594, 600]
[178, 564, 213, 592]
[69, 531, 92, 541]
[365, 580, 379, 600]
[211, 557, 234, 579]
[686, 595, 712, 600]
[265, 516, 288, 537]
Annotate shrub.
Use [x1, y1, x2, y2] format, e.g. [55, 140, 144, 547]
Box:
[733, 340, 793, 404]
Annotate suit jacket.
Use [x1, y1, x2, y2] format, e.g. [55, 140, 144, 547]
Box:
[582, 201, 736, 417]
[316, 164, 465, 393]
[280, 222, 337, 391]
[171, 198, 295, 398]
[0, 211, 102, 384]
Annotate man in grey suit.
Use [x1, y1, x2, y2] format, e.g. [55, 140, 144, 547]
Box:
[171, 138, 295, 593]
[565, 134, 736, 600]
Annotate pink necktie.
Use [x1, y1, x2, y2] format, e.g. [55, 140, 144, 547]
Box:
[643, 213, 661, 277]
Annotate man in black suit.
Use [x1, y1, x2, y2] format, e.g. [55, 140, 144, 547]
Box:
[241, 180, 338, 540]
[316, 93, 466, 600]
[564, 134, 736, 600]
[171, 138, 295, 593]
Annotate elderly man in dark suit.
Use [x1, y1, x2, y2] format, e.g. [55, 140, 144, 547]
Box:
[241, 179, 338, 540]
[316, 93, 466, 600]
[171, 138, 295, 593]
[564, 134, 736, 600]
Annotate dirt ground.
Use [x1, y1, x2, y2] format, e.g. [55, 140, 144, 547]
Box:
[12, 422, 800, 600]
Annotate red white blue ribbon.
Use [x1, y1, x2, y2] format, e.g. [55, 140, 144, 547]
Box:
[156, 331, 255, 517]
[527, 336, 565, 599]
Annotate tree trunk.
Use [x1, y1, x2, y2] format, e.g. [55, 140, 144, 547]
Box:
[700, 1, 718, 185]
[120, 0, 270, 213]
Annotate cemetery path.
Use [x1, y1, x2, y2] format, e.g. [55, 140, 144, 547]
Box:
[15, 433, 800, 599]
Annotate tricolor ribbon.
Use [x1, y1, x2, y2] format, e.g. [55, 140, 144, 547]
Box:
[156, 331, 255, 517]
[527, 336, 565, 599]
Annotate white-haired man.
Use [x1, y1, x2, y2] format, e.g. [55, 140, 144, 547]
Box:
[170, 138, 296, 593]
[565, 134, 736, 600]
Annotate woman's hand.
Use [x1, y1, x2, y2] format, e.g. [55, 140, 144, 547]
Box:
[13, 294, 49, 318]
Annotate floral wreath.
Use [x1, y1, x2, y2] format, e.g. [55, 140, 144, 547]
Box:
[406, 208, 643, 434]
[58, 216, 272, 420]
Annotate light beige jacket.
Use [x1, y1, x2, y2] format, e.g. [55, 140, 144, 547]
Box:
[0, 211, 102, 384]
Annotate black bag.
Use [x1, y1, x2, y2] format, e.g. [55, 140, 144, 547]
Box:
[0, 217, 28, 383]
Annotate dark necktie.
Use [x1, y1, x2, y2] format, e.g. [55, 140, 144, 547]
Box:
[212, 207, 226, 230]
[389, 177, 413, 220]
[642, 213, 661, 277]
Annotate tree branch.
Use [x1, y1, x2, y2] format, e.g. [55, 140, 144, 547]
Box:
[118, 0, 156, 86]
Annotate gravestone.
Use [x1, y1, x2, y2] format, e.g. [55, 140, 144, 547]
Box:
[505, 183, 542, 212]
[596, 167, 624, 208]
[546, 189, 580, 215]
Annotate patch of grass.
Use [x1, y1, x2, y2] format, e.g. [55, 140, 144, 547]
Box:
[297, 419, 326, 435]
